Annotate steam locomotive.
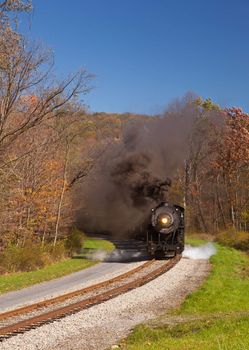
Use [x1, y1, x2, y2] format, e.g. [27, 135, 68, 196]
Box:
[146, 202, 184, 258]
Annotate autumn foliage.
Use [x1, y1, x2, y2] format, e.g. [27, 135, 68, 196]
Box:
[0, 2, 147, 272]
[0, 1, 248, 274]
[171, 102, 249, 241]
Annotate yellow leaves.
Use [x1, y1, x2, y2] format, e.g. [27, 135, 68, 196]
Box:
[45, 160, 61, 171]
[241, 210, 249, 221]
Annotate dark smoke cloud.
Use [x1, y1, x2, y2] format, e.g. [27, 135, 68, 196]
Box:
[77, 97, 220, 238]
[110, 152, 171, 207]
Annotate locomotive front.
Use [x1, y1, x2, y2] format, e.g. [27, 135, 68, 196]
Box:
[147, 202, 184, 258]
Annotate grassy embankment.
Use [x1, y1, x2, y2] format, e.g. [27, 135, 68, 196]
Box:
[0, 237, 115, 295]
[119, 238, 249, 350]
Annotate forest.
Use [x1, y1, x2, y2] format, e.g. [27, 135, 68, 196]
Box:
[0, 1, 248, 273]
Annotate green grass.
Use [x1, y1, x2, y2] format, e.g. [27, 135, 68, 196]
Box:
[186, 236, 207, 246]
[0, 237, 115, 294]
[120, 239, 249, 350]
[179, 244, 249, 315]
[83, 237, 114, 252]
[121, 317, 249, 350]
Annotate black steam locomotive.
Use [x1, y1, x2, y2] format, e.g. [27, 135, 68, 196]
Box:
[146, 202, 184, 258]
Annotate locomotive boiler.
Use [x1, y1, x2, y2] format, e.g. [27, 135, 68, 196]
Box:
[146, 202, 184, 258]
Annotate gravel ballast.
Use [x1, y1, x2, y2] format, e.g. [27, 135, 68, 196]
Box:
[0, 257, 210, 350]
[0, 261, 145, 313]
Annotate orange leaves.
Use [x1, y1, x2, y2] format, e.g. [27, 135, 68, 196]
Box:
[211, 108, 249, 177]
[45, 160, 61, 171]
[19, 94, 39, 111]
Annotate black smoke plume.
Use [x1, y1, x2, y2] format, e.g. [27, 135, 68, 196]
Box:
[77, 97, 219, 238]
[110, 152, 171, 207]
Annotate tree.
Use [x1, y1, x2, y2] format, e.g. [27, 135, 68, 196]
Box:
[211, 108, 249, 229]
[0, 1, 32, 11]
[0, 0, 95, 254]
[0, 38, 92, 155]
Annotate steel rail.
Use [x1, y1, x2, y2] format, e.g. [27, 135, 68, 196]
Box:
[0, 255, 181, 341]
[0, 259, 154, 321]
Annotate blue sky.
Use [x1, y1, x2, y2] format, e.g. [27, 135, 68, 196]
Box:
[20, 0, 249, 114]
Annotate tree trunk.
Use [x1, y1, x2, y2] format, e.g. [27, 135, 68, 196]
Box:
[53, 144, 69, 247]
[216, 176, 227, 229]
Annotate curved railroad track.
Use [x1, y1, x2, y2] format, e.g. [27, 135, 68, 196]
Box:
[0, 254, 181, 342]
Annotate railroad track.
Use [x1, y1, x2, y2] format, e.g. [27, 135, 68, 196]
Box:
[0, 255, 181, 342]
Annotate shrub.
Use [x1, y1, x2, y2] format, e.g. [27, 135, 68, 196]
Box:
[0, 240, 68, 274]
[0, 243, 46, 272]
[44, 241, 67, 261]
[65, 228, 85, 256]
[0, 228, 86, 274]
[217, 229, 249, 251]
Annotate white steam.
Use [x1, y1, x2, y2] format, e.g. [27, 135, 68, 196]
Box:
[87, 249, 145, 262]
[88, 243, 217, 262]
[87, 249, 109, 262]
[182, 243, 216, 260]
[106, 249, 144, 262]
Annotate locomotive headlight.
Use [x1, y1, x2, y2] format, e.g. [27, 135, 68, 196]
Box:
[159, 213, 173, 228]
[161, 217, 169, 224]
